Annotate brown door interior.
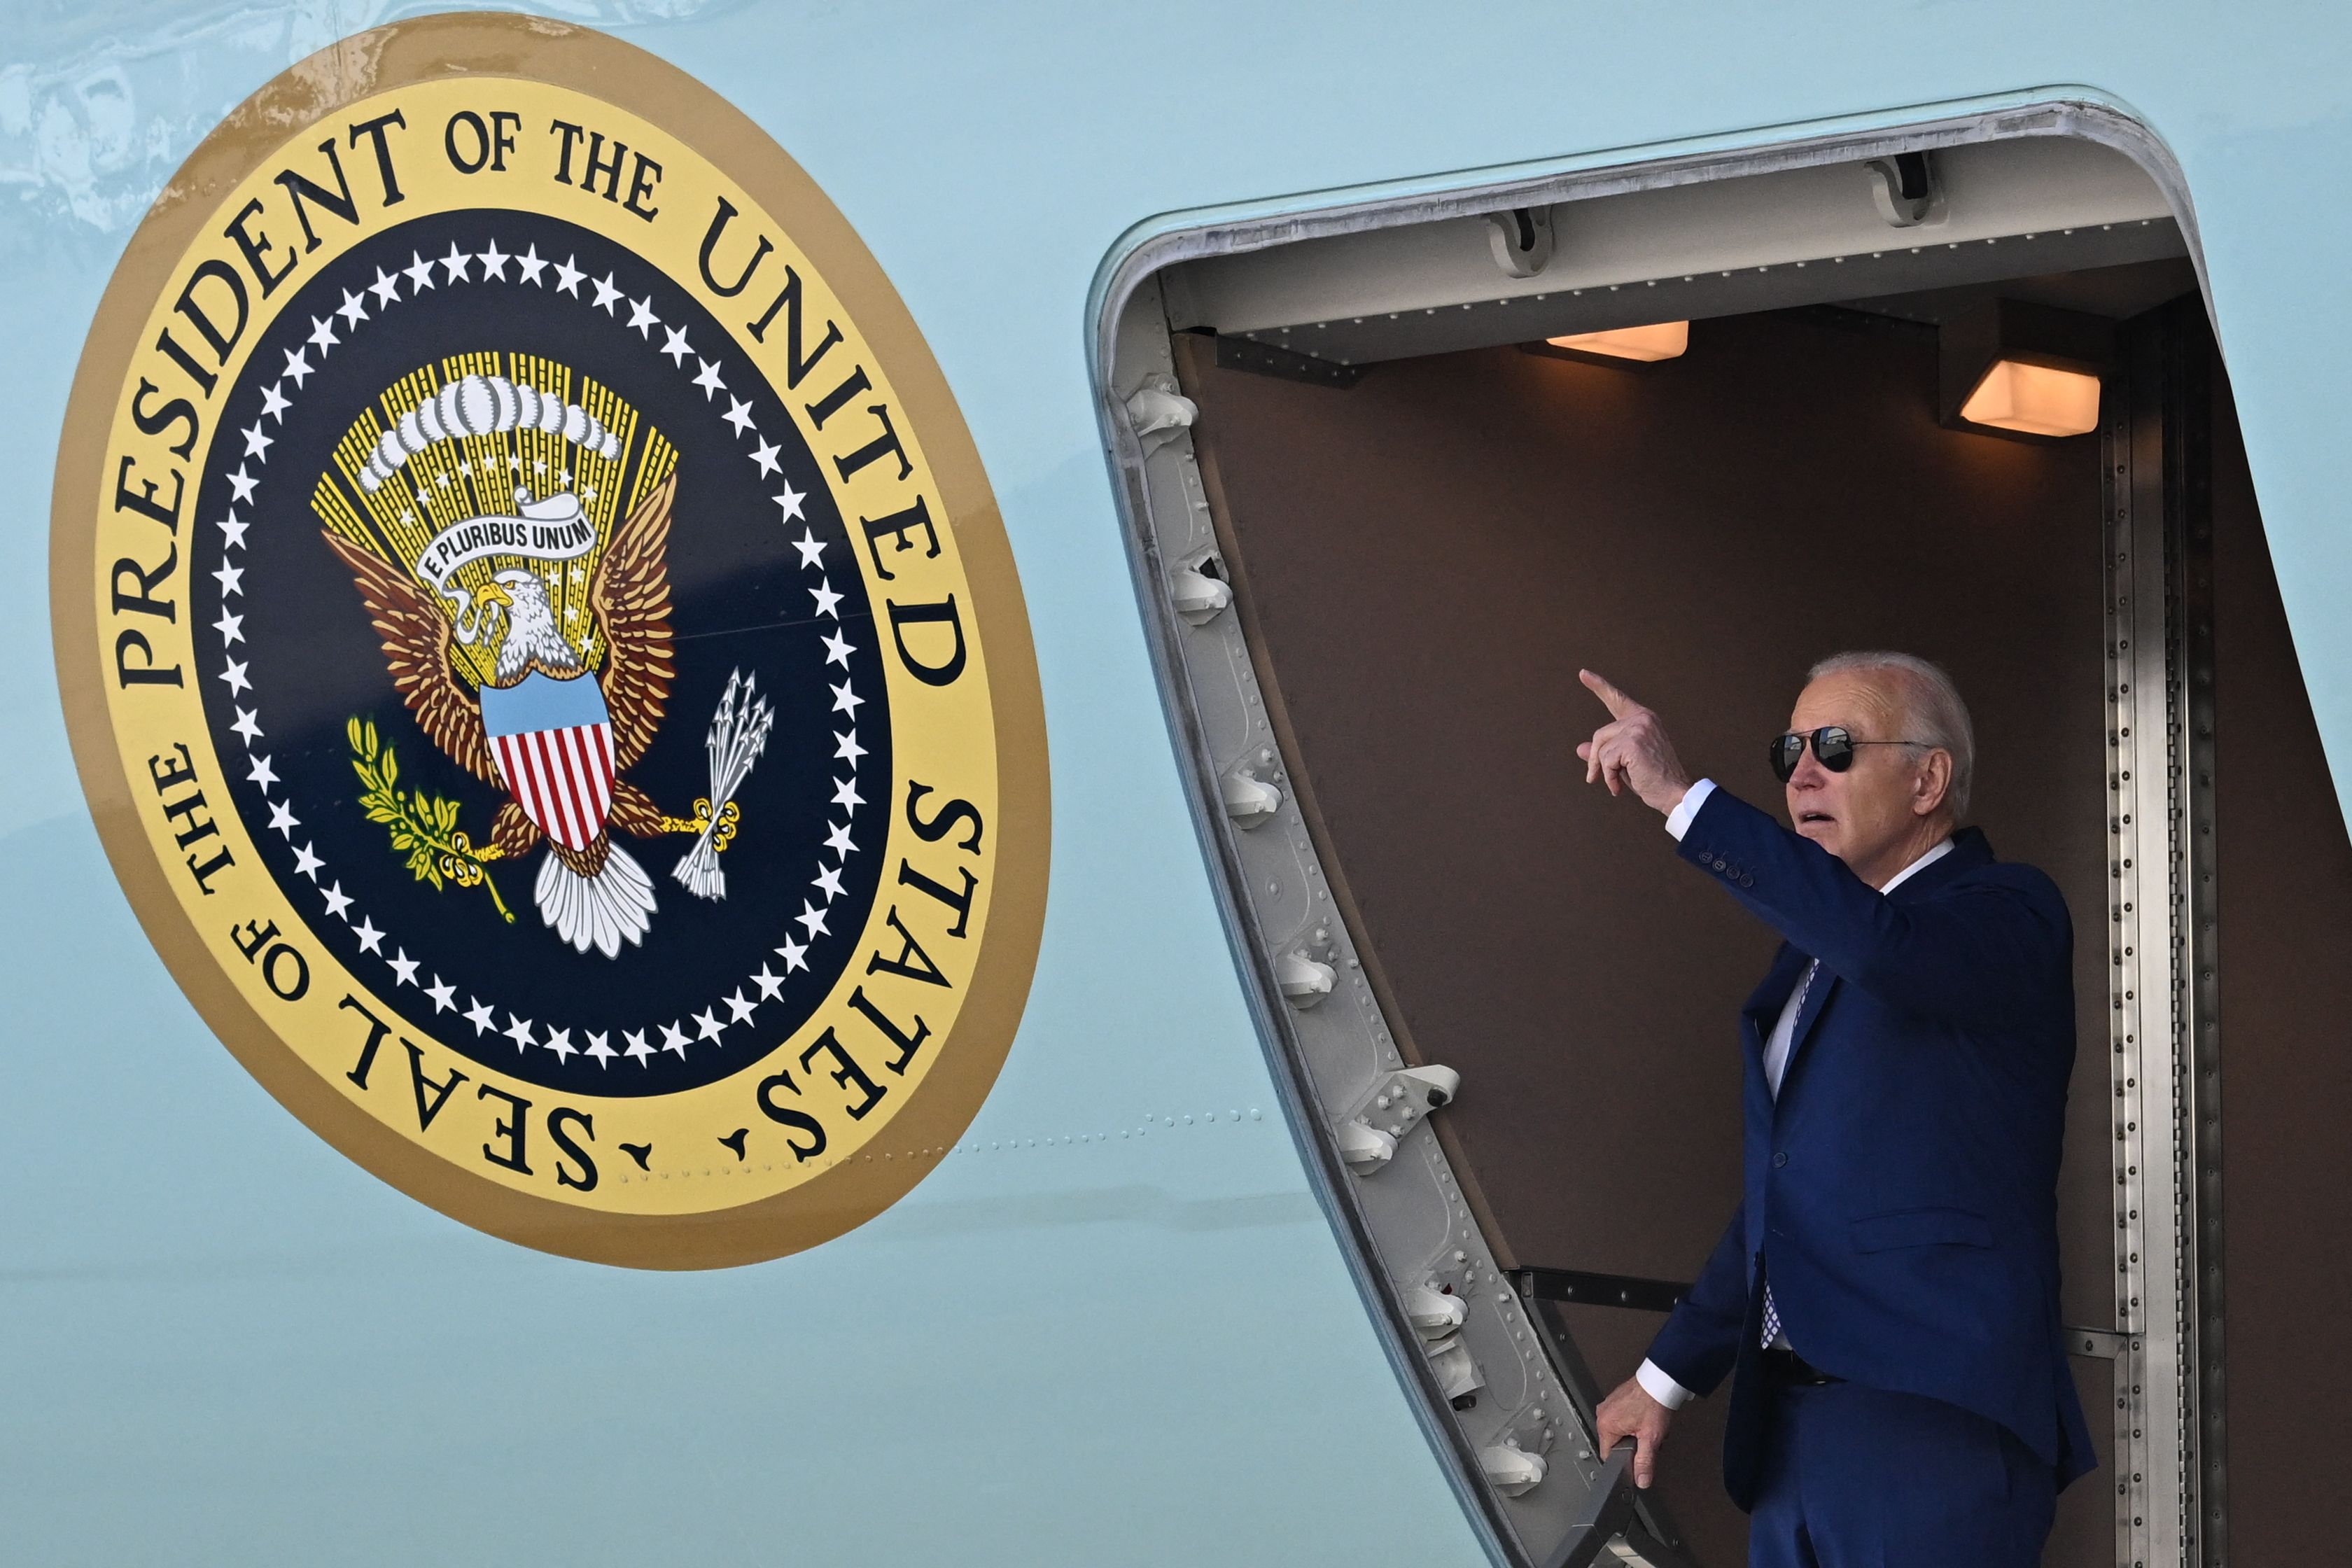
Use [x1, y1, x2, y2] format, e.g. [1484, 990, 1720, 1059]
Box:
[1168, 269, 2351, 1565]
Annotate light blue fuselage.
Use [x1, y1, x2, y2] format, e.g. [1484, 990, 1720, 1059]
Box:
[1, 4, 2346, 1566]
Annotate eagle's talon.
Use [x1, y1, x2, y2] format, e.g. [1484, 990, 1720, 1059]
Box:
[441, 832, 505, 883]
[658, 797, 746, 846]
[657, 806, 711, 836]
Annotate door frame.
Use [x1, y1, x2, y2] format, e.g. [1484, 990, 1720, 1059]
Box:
[2106, 299, 2225, 1568]
[1090, 93, 2218, 1568]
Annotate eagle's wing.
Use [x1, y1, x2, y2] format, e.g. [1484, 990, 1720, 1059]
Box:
[320, 529, 499, 786]
[589, 473, 678, 771]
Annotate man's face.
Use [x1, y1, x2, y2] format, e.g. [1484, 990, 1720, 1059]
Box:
[1783, 669, 1938, 873]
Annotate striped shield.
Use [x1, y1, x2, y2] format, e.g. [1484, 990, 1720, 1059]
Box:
[479, 670, 617, 853]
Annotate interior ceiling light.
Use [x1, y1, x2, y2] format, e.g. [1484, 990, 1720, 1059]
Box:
[1539, 320, 1689, 363]
[1940, 299, 2113, 440]
[1959, 360, 2104, 438]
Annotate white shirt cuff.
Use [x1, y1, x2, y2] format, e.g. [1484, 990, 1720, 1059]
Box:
[1662, 778, 1716, 841]
[1635, 1358, 1695, 1410]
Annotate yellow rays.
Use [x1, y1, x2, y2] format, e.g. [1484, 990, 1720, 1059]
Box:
[310, 354, 678, 688]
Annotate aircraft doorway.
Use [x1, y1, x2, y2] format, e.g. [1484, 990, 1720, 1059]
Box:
[1098, 118, 2352, 1568]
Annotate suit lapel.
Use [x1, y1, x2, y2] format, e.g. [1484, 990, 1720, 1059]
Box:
[1773, 832, 1994, 1100]
[1744, 945, 1809, 1064]
[1779, 965, 1837, 1098]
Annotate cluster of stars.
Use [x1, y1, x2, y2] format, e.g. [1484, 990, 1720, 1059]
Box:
[211, 230, 868, 1070]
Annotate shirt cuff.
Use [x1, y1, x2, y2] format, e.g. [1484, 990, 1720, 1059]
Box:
[1635, 1358, 1695, 1410]
[1662, 778, 1716, 841]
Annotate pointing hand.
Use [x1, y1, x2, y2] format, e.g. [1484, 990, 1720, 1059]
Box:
[1576, 669, 1694, 816]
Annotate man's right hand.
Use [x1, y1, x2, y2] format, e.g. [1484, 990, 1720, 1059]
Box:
[1575, 670, 1693, 817]
[1594, 1375, 1673, 1489]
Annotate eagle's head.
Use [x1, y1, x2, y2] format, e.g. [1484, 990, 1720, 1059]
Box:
[484, 568, 582, 682]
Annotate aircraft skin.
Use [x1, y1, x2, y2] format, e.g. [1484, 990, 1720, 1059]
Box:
[0, 4, 2344, 1564]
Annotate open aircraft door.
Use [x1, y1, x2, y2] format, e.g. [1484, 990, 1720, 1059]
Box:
[1096, 104, 2352, 1568]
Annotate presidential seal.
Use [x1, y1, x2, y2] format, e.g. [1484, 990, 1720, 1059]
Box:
[52, 16, 1046, 1266]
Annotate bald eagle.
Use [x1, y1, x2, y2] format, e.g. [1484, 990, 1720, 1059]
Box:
[323, 476, 701, 958]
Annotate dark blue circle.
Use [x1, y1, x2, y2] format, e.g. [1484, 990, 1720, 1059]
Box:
[191, 209, 891, 1098]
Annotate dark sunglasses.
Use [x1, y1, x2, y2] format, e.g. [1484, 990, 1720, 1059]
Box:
[1768, 726, 1928, 783]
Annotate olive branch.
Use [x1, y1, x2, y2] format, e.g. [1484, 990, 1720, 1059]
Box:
[346, 716, 514, 923]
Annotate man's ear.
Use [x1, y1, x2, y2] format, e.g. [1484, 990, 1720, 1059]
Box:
[1912, 748, 1954, 817]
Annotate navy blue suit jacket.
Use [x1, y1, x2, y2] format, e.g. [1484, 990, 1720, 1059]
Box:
[1643, 788, 2096, 1508]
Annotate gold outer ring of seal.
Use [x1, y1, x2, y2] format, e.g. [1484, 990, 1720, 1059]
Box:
[49, 12, 1049, 1269]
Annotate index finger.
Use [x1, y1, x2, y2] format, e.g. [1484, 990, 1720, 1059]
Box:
[1579, 668, 1642, 720]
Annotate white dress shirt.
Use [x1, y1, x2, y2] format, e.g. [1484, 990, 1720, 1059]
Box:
[1634, 780, 1954, 1410]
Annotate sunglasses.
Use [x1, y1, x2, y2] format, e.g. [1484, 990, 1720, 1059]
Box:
[1768, 726, 1928, 783]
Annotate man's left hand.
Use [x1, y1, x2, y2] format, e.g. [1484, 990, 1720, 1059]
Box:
[1594, 1374, 1673, 1489]
[1576, 669, 1693, 816]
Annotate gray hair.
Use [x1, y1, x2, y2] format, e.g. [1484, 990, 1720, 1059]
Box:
[1806, 651, 1976, 818]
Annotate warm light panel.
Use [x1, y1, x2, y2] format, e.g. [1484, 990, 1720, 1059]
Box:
[1546, 321, 1688, 362]
[1959, 358, 2101, 437]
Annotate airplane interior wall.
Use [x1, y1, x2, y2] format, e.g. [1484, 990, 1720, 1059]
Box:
[1175, 311, 2127, 1566]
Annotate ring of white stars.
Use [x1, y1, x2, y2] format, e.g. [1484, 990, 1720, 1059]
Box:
[217, 232, 866, 1071]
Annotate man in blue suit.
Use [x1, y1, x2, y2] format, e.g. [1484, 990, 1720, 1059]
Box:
[1582, 652, 2093, 1568]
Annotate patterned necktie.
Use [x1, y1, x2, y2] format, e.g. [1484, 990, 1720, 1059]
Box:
[1759, 961, 1818, 1350]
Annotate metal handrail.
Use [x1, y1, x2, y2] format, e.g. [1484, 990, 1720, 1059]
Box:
[1511, 1266, 1691, 1314]
[1512, 1273, 1700, 1568]
[1541, 1443, 1644, 1568]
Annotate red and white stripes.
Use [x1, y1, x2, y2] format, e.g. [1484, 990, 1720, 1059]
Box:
[491, 722, 617, 852]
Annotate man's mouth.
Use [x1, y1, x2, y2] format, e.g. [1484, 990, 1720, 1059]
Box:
[1798, 811, 1834, 826]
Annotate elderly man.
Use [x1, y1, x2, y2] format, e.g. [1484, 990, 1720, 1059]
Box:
[1580, 652, 2093, 1568]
